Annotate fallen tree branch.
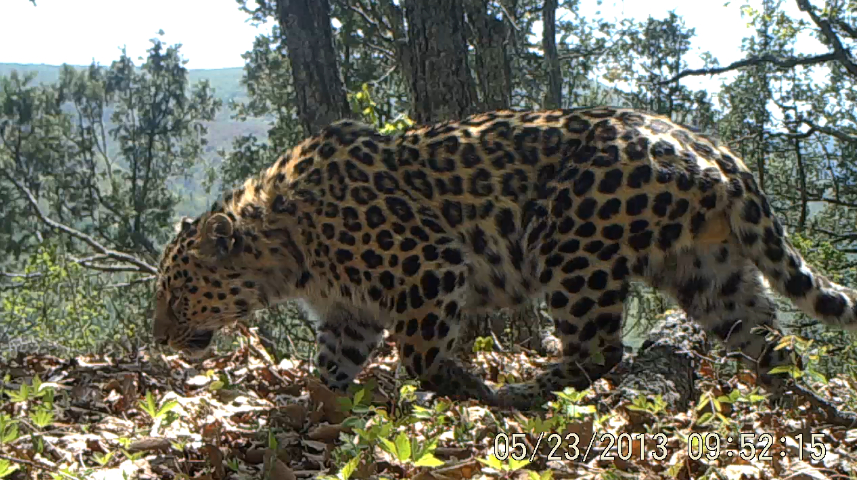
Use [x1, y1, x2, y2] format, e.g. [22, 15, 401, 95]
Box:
[1, 170, 158, 275]
[609, 310, 710, 411]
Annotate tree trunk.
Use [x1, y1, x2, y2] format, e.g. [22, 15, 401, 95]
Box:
[465, 0, 512, 110]
[402, 0, 477, 124]
[542, 0, 562, 109]
[275, 0, 352, 135]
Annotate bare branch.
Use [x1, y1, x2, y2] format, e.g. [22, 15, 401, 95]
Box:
[658, 52, 838, 84]
[795, 0, 857, 77]
[496, 1, 520, 32]
[659, 1, 857, 84]
[1, 170, 158, 275]
[77, 261, 149, 273]
[833, 18, 857, 39]
[345, 3, 394, 43]
[106, 275, 156, 288]
[809, 196, 857, 209]
[369, 65, 398, 86]
[810, 226, 857, 242]
[0, 271, 42, 279]
[364, 43, 397, 60]
[800, 119, 857, 144]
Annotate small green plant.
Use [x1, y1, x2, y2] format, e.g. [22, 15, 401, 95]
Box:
[91, 450, 115, 467]
[206, 370, 233, 392]
[138, 390, 179, 436]
[337, 385, 372, 416]
[121, 449, 145, 462]
[0, 459, 19, 479]
[7, 381, 34, 403]
[330, 385, 448, 475]
[226, 457, 242, 472]
[319, 455, 361, 480]
[48, 466, 94, 480]
[695, 386, 767, 428]
[472, 336, 494, 353]
[769, 334, 831, 384]
[138, 390, 178, 421]
[29, 405, 55, 429]
[379, 431, 445, 467]
[0, 413, 20, 445]
[626, 394, 667, 416]
[550, 389, 596, 421]
[527, 471, 555, 480]
[347, 83, 414, 135]
[478, 454, 532, 477]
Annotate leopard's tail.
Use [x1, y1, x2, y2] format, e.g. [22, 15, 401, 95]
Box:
[729, 187, 857, 331]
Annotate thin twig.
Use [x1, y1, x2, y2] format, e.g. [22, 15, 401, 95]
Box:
[0, 453, 56, 472]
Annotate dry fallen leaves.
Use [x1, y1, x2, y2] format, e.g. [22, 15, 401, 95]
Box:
[0, 334, 853, 479]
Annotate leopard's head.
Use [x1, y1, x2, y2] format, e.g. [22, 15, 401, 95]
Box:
[152, 212, 273, 357]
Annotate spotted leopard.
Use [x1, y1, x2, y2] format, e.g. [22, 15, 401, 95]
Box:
[152, 107, 857, 409]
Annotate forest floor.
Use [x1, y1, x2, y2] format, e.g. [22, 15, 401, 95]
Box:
[1, 322, 856, 480]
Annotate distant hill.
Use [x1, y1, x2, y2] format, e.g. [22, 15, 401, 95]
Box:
[0, 62, 250, 104]
[0, 62, 272, 216]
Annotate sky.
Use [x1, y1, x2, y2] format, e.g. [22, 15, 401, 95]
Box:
[1, 0, 827, 93]
[1, 0, 273, 70]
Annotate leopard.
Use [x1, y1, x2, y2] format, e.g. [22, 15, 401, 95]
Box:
[152, 107, 857, 410]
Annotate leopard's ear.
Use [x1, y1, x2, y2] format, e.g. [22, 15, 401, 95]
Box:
[198, 213, 236, 260]
[204, 213, 233, 239]
[174, 217, 194, 235]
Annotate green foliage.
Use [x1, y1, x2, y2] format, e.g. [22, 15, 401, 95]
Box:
[695, 388, 767, 428]
[0, 374, 58, 467]
[0, 459, 17, 479]
[324, 385, 450, 477]
[138, 390, 179, 422]
[347, 83, 413, 134]
[1, 38, 220, 353]
[213, 27, 303, 191]
[472, 336, 494, 353]
[477, 454, 532, 476]
[1, 244, 108, 355]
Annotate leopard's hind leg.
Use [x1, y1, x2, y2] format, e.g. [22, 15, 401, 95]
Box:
[645, 240, 792, 383]
[496, 261, 630, 409]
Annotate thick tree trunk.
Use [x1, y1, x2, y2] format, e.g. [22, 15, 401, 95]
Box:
[465, 0, 512, 110]
[542, 0, 562, 109]
[402, 0, 477, 124]
[275, 0, 352, 135]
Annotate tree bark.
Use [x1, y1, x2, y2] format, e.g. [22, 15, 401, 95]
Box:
[542, 0, 562, 109]
[465, 0, 512, 110]
[610, 311, 710, 412]
[275, 0, 352, 135]
[402, 0, 477, 124]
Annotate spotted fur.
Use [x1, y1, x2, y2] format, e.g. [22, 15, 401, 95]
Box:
[152, 107, 857, 409]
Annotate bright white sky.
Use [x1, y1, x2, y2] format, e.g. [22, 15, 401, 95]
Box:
[1, 0, 826, 94]
[1, 0, 273, 70]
